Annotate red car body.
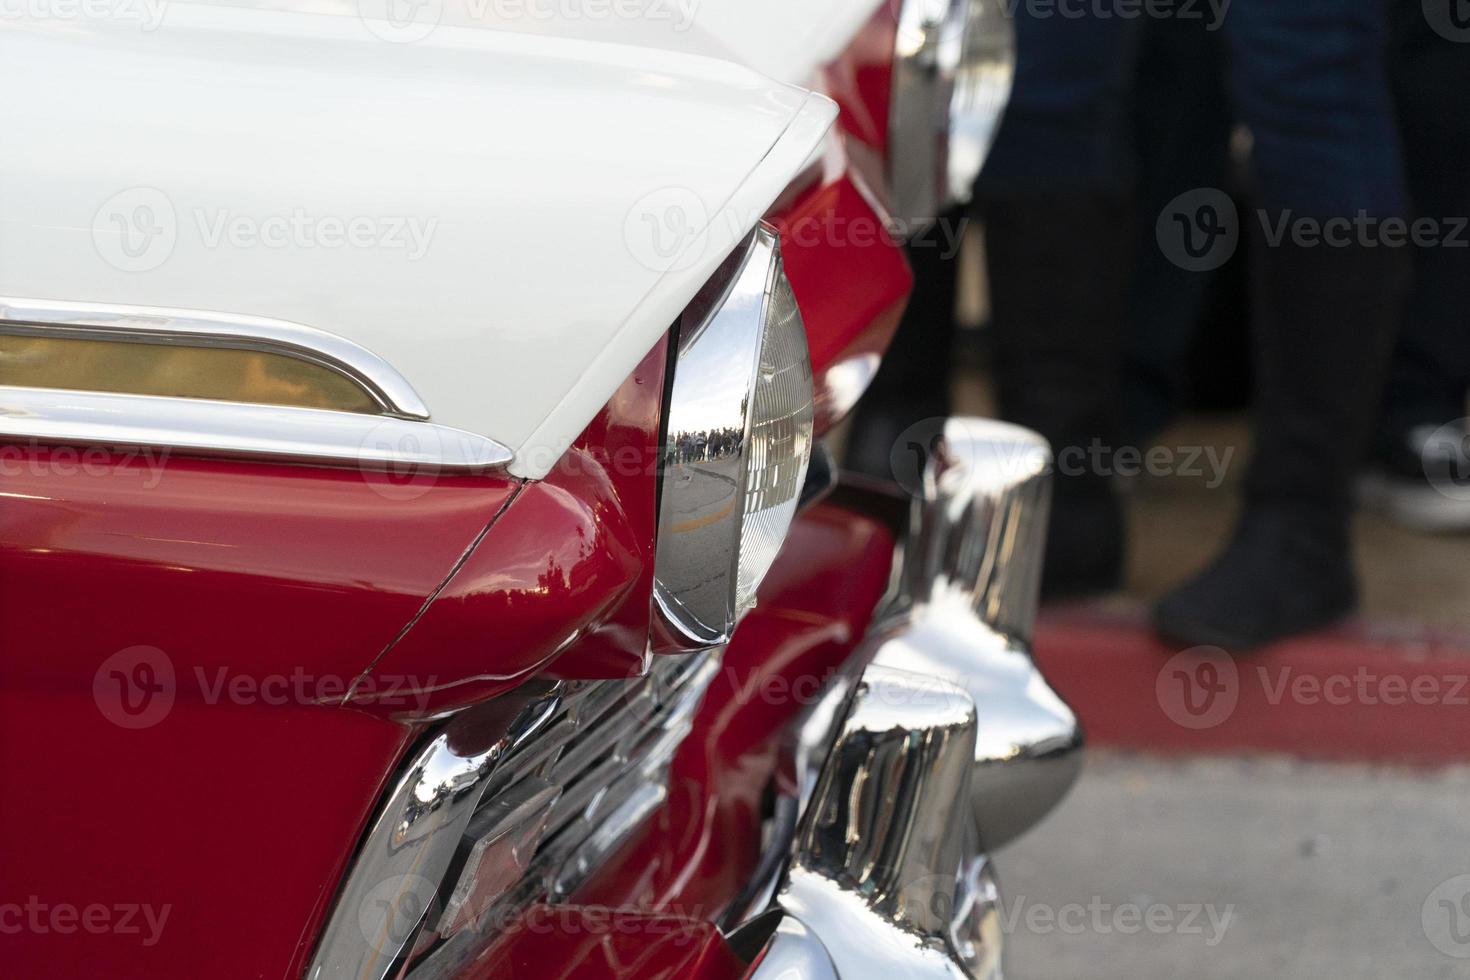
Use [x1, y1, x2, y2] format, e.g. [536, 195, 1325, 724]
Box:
[0, 19, 916, 976]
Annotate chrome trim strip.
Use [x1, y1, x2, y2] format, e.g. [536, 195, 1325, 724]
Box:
[0, 296, 430, 419]
[0, 386, 513, 472]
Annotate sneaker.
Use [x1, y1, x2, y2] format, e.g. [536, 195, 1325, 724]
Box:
[1359, 422, 1470, 534]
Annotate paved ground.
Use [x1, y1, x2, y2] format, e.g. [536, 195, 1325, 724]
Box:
[994, 751, 1470, 979]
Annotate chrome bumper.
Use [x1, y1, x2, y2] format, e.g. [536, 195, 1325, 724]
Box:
[736, 419, 1082, 979]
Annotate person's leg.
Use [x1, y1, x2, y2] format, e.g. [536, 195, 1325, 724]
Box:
[978, 9, 1140, 597]
[1359, 0, 1470, 530]
[1125, 13, 1233, 444]
[1155, 0, 1410, 649]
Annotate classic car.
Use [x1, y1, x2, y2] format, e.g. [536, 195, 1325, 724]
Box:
[0, 1, 1081, 977]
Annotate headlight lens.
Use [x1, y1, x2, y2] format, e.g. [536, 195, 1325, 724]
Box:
[889, 0, 1016, 229]
[653, 225, 815, 650]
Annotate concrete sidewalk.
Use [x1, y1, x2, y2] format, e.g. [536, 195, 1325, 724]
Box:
[994, 752, 1470, 980]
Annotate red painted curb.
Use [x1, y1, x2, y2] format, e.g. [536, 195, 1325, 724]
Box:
[1033, 602, 1470, 766]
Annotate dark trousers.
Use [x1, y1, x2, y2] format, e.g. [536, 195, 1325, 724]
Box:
[1378, 0, 1470, 440]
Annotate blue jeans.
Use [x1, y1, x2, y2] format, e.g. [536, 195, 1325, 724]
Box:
[980, 0, 1406, 218]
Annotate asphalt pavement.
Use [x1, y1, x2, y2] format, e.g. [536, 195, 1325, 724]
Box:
[994, 751, 1470, 979]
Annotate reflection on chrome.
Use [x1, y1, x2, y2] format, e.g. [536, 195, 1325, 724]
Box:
[889, 0, 1016, 228]
[309, 653, 722, 980]
[653, 225, 815, 651]
[875, 417, 1082, 850]
[765, 665, 1002, 979]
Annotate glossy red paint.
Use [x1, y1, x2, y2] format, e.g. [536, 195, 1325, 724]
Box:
[0, 686, 412, 979]
[0, 447, 514, 698]
[354, 337, 669, 714]
[822, 1, 901, 157]
[452, 906, 748, 980]
[0, 448, 520, 978]
[768, 130, 911, 436]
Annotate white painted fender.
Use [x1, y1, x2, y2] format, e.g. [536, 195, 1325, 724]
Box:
[0, 6, 841, 477]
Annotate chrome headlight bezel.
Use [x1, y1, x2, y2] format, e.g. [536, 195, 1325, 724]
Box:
[889, 0, 1016, 229]
[652, 225, 815, 651]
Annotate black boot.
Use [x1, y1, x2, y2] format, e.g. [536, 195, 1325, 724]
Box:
[1154, 236, 1410, 650]
[983, 191, 1133, 598]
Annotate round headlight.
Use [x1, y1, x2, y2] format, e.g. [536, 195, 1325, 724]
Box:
[652, 225, 815, 651]
[889, 0, 1016, 229]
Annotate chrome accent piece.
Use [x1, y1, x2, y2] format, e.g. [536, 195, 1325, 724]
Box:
[653, 226, 815, 650]
[406, 651, 721, 980]
[745, 917, 841, 980]
[889, 0, 1015, 228]
[899, 418, 1050, 641]
[0, 296, 430, 419]
[874, 417, 1081, 850]
[437, 778, 560, 936]
[775, 665, 1002, 979]
[890, 0, 965, 229]
[306, 687, 563, 980]
[948, 0, 1016, 208]
[312, 653, 721, 980]
[813, 352, 881, 435]
[0, 386, 513, 472]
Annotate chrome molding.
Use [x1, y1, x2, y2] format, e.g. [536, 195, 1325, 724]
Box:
[310, 653, 723, 980]
[0, 298, 520, 471]
[306, 686, 563, 980]
[874, 417, 1082, 850]
[0, 386, 512, 472]
[0, 296, 430, 419]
